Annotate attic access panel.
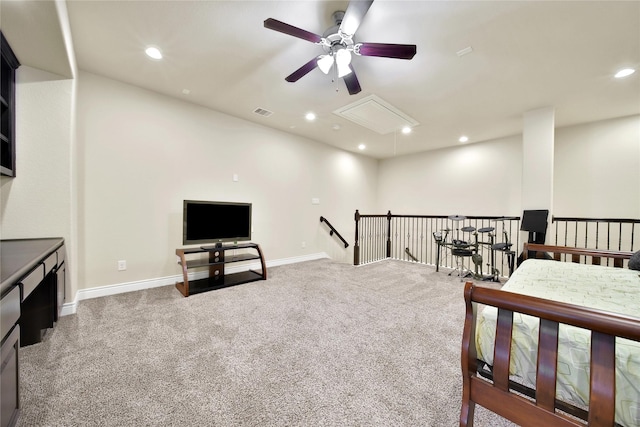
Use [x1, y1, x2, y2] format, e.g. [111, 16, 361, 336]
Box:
[333, 94, 419, 135]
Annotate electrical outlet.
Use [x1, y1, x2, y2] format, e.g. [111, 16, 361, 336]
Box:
[117, 260, 127, 271]
[301, 241, 306, 248]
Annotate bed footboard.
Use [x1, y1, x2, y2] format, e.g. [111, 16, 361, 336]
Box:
[460, 282, 640, 427]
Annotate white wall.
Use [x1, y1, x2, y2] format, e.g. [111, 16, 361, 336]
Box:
[522, 107, 554, 212]
[554, 115, 640, 218]
[0, 66, 77, 298]
[376, 114, 639, 220]
[76, 71, 377, 290]
[377, 135, 523, 216]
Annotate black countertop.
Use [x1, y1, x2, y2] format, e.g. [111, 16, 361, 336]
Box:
[1, 238, 65, 295]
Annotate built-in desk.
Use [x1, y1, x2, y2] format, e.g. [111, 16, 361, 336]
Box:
[0, 238, 65, 427]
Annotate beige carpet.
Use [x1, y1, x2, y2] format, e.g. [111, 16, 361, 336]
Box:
[17, 258, 515, 426]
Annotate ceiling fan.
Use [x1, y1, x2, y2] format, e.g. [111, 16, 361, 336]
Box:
[264, 0, 417, 95]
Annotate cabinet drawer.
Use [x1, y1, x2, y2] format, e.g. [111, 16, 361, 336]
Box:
[43, 253, 57, 276]
[1, 326, 20, 427]
[56, 246, 65, 265]
[19, 264, 44, 301]
[0, 286, 20, 340]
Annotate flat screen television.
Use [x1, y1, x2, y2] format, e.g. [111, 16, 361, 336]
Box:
[520, 209, 549, 233]
[183, 200, 252, 245]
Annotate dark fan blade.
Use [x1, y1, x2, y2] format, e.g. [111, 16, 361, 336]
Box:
[339, 0, 374, 36]
[264, 18, 322, 43]
[343, 66, 361, 95]
[358, 42, 417, 59]
[285, 57, 319, 82]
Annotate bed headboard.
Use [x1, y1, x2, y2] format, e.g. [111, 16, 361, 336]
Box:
[522, 243, 633, 268]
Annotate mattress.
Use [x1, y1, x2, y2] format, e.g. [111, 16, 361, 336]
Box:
[475, 259, 640, 427]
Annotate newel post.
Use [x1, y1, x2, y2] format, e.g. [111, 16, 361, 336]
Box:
[386, 210, 392, 258]
[354, 210, 361, 265]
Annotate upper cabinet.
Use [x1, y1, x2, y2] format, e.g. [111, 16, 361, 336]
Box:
[1, 32, 20, 177]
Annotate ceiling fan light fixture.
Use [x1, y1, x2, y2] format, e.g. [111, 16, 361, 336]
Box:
[317, 55, 334, 74]
[264, 1, 416, 95]
[337, 62, 352, 78]
[336, 49, 352, 78]
[336, 48, 352, 67]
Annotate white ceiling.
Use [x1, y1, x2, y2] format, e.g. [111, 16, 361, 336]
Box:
[3, 0, 640, 159]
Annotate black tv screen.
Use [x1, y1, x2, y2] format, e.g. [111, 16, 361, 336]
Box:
[520, 209, 549, 233]
[183, 200, 252, 245]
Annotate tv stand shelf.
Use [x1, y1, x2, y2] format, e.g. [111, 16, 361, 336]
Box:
[175, 243, 267, 297]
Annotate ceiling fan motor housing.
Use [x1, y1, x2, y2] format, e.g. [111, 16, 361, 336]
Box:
[331, 11, 345, 27]
[322, 11, 354, 56]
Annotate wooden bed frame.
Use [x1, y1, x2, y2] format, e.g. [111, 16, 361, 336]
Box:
[460, 243, 640, 427]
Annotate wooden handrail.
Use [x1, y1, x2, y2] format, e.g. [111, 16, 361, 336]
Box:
[320, 216, 349, 248]
[552, 216, 640, 224]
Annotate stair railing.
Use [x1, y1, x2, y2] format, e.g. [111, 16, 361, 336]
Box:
[353, 211, 640, 271]
[354, 210, 521, 277]
[320, 216, 349, 248]
[550, 216, 639, 265]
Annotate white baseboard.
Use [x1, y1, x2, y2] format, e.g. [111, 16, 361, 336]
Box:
[259, 252, 330, 268]
[60, 252, 329, 316]
[59, 300, 78, 317]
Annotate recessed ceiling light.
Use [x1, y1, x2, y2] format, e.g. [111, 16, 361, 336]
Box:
[615, 68, 635, 78]
[332, 124, 341, 131]
[459, 135, 469, 143]
[305, 112, 316, 121]
[145, 46, 163, 60]
[358, 144, 366, 150]
[401, 126, 412, 134]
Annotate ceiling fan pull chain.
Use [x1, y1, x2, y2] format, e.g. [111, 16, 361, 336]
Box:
[394, 130, 397, 156]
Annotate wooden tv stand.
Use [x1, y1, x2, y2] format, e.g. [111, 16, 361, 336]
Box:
[175, 243, 267, 297]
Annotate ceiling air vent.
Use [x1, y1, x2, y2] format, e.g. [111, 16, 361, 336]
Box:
[253, 107, 273, 117]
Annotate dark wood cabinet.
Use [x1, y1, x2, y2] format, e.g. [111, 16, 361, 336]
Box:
[0, 238, 65, 427]
[1, 31, 20, 177]
[175, 243, 267, 296]
[55, 255, 66, 322]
